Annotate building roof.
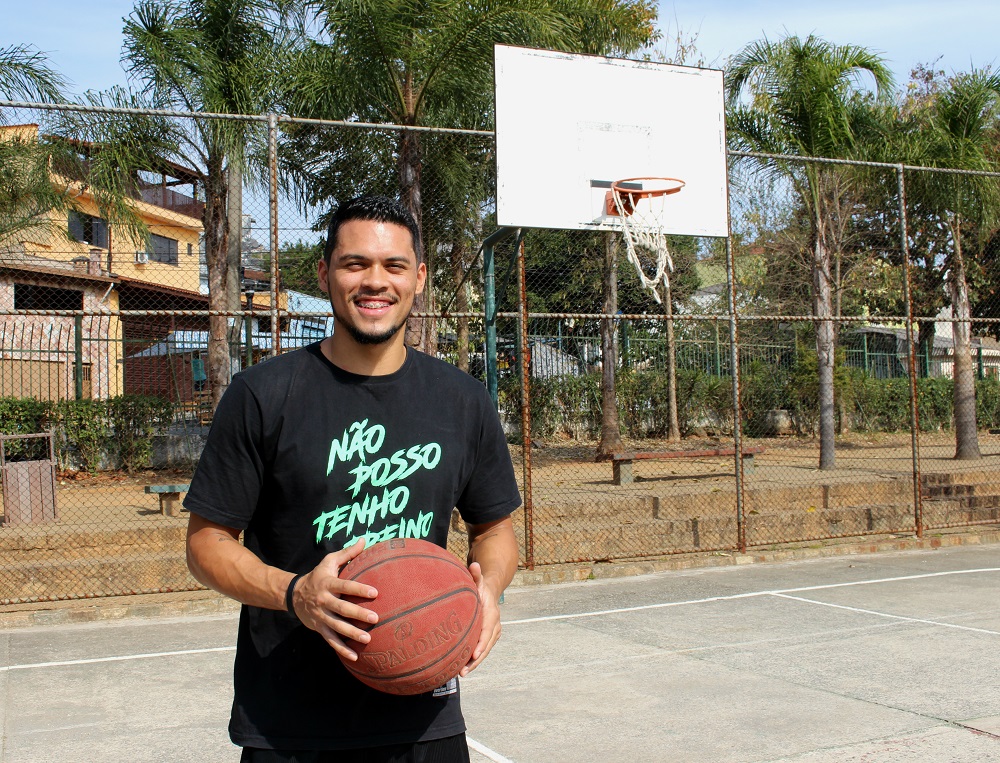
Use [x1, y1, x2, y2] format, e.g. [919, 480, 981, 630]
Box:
[0, 247, 117, 284]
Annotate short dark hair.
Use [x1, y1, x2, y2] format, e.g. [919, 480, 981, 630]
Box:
[323, 195, 421, 264]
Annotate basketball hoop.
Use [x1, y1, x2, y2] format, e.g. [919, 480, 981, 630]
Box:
[607, 177, 685, 304]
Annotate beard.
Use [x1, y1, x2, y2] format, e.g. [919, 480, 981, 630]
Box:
[332, 303, 406, 345]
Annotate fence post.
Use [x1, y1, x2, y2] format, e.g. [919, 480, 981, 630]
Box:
[713, 319, 721, 376]
[74, 314, 84, 400]
[724, 234, 746, 553]
[481, 227, 518, 409]
[897, 165, 923, 537]
[517, 236, 534, 570]
[268, 112, 281, 357]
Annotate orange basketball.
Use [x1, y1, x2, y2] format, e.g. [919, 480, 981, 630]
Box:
[339, 538, 483, 695]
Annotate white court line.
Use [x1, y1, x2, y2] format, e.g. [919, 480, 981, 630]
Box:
[467, 736, 515, 763]
[4, 568, 999, 673]
[502, 568, 1000, 626]
[0, 645, 235, 673]
[770, 593, 1000, 636]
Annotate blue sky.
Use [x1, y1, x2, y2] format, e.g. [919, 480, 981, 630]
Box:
[3, 0, 998, 98]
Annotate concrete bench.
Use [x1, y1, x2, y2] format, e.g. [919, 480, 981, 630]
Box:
[145, 484, 191, 517]
[608, 446, 765, 485]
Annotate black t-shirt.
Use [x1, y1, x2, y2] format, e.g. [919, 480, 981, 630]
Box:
[184, 343, 522, 750]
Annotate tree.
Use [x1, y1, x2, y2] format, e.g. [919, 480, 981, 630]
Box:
[906, 70, 1000, 459]
[278, 239, 326, 297]
[0, 46, 68, 243]
[122, 0, 282, 410]
[283, 0, 658, 355]
[726, 34, 894, 469]
[0, 44, 66, 111]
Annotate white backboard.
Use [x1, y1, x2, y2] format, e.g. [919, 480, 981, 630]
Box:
[495, 45, 729, 237]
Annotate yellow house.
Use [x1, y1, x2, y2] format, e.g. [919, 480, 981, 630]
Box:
[1, 124, 289, 404]
[0, 124, 206, 400]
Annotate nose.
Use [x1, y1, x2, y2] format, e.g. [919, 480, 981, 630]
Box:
[360, 263, 390, 291]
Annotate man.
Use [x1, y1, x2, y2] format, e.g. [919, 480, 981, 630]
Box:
[184, 195, 522, 762]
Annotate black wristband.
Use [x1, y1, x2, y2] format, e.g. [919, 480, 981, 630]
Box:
[285, 573, 304, 618]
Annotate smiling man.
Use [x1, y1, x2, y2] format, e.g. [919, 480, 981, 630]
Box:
[183, 196, 522, 762]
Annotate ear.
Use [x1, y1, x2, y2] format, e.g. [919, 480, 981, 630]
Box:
[415, 261, 427, 294]
[317, 257, 330, 295]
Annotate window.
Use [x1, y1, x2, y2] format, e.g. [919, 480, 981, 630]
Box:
[68, 211, 108, 248]
[14, 283, 84, 310]
[300, 318, 327, 339]
[148, 234, 179, 265]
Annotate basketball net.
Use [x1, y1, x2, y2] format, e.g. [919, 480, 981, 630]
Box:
[610, 178, 684, 305]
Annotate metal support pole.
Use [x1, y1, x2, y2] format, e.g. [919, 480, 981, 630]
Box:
[713, 319, 721, 376]
[244, 291, 254, 369]
[268, 113, 281, 357]
[74, 314, 84, 400]
[481, 227, 518, 410]
[517, 237, 534, 570]
[725, 235, 746, 552]
[897, 166, 923, 537]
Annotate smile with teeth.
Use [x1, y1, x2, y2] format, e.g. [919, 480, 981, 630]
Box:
[354, 296, 396, 313]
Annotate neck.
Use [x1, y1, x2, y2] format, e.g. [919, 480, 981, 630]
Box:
[321, 330, 408, 376]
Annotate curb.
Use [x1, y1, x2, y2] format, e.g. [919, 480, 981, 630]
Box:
[3, 527, 999, 630]
[510, 527, 1000, 584]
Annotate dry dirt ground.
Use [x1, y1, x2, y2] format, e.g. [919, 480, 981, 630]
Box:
[4, 429, 998, 528]
[2, 431, 1000, 603]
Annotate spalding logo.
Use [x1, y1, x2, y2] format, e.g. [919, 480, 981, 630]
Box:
[363, 611, 466, 671]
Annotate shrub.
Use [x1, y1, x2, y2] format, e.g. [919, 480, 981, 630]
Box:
[57, 399, 111, 473]
[107, 395, 175, 474]
[0, 395, 175, 473]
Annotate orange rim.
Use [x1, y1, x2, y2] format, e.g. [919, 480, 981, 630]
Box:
[610, 176, 686, 200]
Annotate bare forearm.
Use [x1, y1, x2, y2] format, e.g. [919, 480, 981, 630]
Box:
[467, 516, 519, 603]
[186, 516, 292, 611]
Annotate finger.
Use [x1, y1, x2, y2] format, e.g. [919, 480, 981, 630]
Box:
[328, 578, 379, 601]
[318, 610, 374, 645]
[461, 614, 501, 676]
[323, 596, 379, 624]
[317, 622, 362, 661]
[468, 561, 483, 585]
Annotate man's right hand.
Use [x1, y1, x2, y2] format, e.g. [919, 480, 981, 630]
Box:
[289, 539, 379, 661]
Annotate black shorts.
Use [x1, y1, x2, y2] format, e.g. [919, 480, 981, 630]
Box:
[240, 734, 471, 763]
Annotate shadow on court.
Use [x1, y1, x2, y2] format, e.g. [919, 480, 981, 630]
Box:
[2, 545, 1000, 762]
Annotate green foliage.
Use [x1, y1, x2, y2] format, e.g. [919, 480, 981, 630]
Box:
[977, 378, 1000, 428]
[503, 364, 1000, 440]
[0, 398, 56, 460]
[0, 43, 66, 105]
[279, 239, 325, 298]
[784, 346, 854, 433]
[107, 396, 175, 474]
[57, 399, 111, 474]
[739, 360, 789, 436]
[0, 396, 172, 473]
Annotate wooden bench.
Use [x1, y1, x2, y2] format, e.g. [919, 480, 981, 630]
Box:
[608, 446, 765, 485]
[145, 484, 191, 517]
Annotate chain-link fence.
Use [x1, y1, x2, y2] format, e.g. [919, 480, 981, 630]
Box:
[2, 101, 1000, 604]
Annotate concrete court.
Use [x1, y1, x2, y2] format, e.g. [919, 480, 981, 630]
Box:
[2, 544, 999, 763]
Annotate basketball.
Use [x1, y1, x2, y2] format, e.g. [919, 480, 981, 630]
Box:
[338, 538, 483, 695]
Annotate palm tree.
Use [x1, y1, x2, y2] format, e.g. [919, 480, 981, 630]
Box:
[726, 34, 894, 469]
[122, 0, 282, 409]
[0, 46, 68, 243]
[284, 0, 658, 355]
[0, 44, 66, 111]
[907, 70, 1000, 459]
